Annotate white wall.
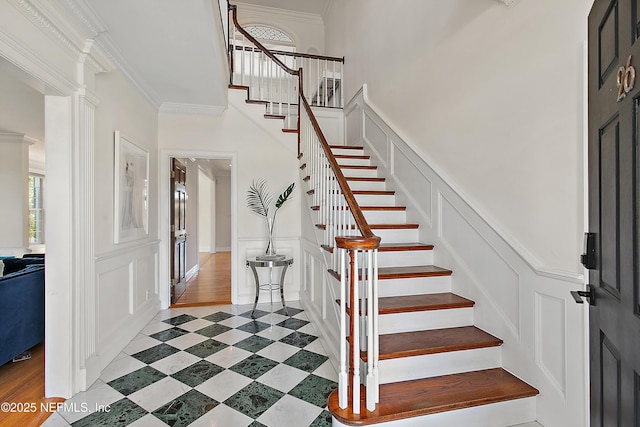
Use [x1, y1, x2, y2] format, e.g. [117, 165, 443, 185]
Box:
[198, 169, 213, 252]
[324, 0, 591, 275]
[159, 88, 302, 305]
[216, 174, 232, 251]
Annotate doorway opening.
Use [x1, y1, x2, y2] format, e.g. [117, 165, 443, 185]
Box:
[169, 156, 233, 306]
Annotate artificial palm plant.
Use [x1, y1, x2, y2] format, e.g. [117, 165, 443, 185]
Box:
[247, 179, 295, 258]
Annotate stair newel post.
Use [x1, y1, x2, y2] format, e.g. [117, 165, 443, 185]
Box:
[338, 246, 348, 409]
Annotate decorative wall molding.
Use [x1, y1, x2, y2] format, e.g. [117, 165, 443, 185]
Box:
[159, 102, 226, 116]
[235, 2, 324, 26]
[498, 0, 519, 5]
[11, 0, 112, 73]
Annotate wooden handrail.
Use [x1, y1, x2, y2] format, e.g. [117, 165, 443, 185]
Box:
[229, 3, 378, 251]
[299, 94, 379, 247]
[229, 5, 298, 76]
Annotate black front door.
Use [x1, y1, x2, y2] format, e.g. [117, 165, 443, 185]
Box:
[588, 0, 640, 425]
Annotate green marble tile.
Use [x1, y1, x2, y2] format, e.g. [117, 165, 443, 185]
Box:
[279, 331, 317, 348]
[276, 317, 309, 330]
[203, 311, 234, 322]
[71, 398, 147, 427]
[171, 360, 225, 387]
[152, 389, 218, 427]
[283, 349, 328, 372]
[131, 343, 180, 364]
[229, 354, 278, 379]
[248, 421, 268, 427]
[195, 323, 232, 338]
[162, 314, 198, 326]
[224, 381, 284, 419]
[239, 309, 270, 319]
[149, 327, 189, 342]
[309, 410, 332, 427]
[184, 339, 228, 358]
[275, 307, 303, 317]
[107, 366, 167, 396]
[236, 320, 271, 334]
[288, 375, 338, 408]
[234, 335, 274, 353]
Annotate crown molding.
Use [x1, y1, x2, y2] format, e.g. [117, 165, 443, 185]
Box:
[159, 102, 227, 116]
[11, 0, 113, 73]
[498, 0, 519, 5]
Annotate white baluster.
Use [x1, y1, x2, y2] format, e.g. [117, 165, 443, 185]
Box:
[338, 247, 348, 408]
[366, 249, 376, 411]
[352, 250, 360, 414]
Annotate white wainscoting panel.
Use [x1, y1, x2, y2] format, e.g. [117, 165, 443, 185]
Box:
[90, 241, 161, 389]
[337, 85, 587, 427]
[535, 292, 567, 396]
[439, 193, 520, 334]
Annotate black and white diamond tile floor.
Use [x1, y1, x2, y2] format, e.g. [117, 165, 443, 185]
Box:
[42, 302, 336, 427]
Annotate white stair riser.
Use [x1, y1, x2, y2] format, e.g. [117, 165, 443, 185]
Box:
[354, 194, 396, 206]
[378, 307, 474, 335]
[376, 347, 501, 384]
[339, 167, 378, 178]
[378, 276, 451, 297]
[377, 249, 434, 267]
[373, 228, 419, 243]
[331, 147, 364, 156]
[331, 397, 537, 427]
[336, 157, 371, 167]
[347, 180, 387, 191]
[363, 210, 406, 223]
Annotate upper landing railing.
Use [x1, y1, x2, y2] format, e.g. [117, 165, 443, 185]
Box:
[228, 4, 380, 414]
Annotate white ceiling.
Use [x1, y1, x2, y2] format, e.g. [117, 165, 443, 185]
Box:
[0, 0, 329, 168]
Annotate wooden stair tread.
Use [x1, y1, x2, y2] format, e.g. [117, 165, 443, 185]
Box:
[328, 368, 539, 426]
[265, 114, 286, 119]
[330, 145, 364, 150]
[377, 293, 474, 314]
[337, 293, 474, 315]
[323, 242, 434, 253]
[335, 154, 370, 160]
[346, 177, 385, 182]
[374, 326, 502, 360]
[352, 190, 395, 195]
[339, 165, 378, 170]
[378, 265, 451, 279]
[282, 128, 298, 133]
[328, 265, 451, 280]
[379, 242, 434, 251]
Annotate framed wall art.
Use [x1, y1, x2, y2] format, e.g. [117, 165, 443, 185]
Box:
[114, 131, 149, 243]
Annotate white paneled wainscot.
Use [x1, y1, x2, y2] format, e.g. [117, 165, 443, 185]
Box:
[300, 85, 588, 427]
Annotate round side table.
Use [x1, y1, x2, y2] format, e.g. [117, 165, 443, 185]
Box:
[246, 256, 293, 318]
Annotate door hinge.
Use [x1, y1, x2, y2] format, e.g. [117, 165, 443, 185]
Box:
[171, 279, 175, 287]
[171, 170, 176, 179]
[171, 224, 175, 233]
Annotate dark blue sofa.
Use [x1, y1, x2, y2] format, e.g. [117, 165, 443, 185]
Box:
[0, 264, 45, 366]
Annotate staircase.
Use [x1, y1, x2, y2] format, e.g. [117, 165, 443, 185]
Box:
[227, 5, 539, 425]
[299, 144, 539, 426]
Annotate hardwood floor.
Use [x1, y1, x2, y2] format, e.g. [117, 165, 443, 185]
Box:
[0, 343, 64, 426]
[173, 252, 231, 306]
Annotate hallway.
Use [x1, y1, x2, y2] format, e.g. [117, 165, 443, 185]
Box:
[174, 252, 231, 306]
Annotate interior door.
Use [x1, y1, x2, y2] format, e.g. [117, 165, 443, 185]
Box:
[588, 1, 640, 425]
[171, 158, 188, 304]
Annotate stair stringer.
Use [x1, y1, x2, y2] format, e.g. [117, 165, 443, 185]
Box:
[344, 85, 588, 427]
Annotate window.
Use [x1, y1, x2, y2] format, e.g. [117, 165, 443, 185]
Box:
[28, 175, 44, 244]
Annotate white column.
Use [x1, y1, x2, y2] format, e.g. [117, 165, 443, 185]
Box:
[0, 132, 33, 256]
